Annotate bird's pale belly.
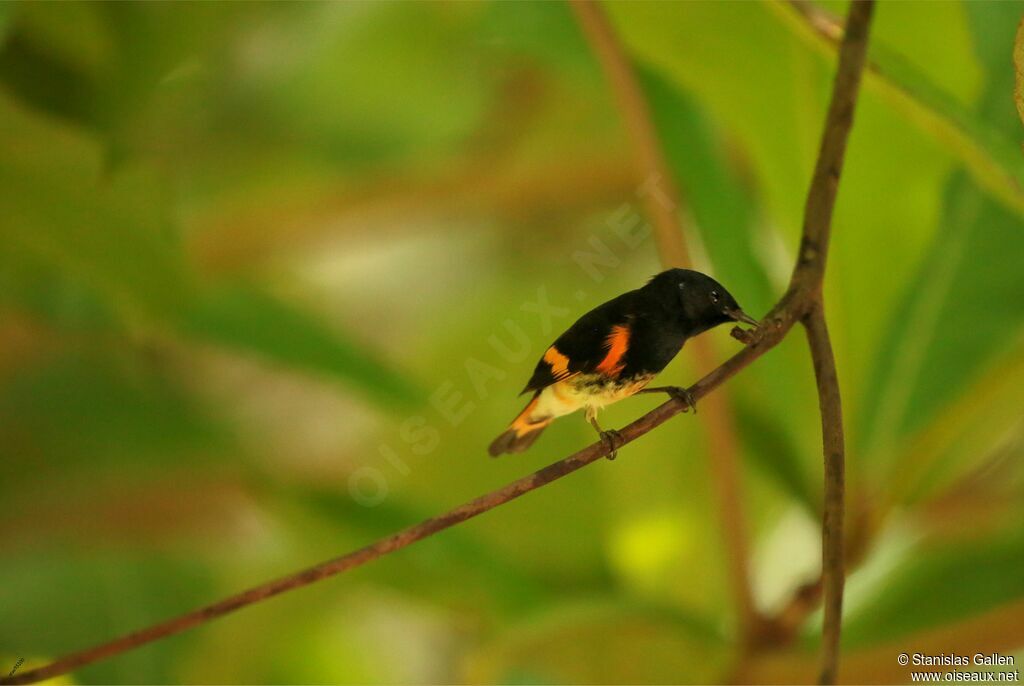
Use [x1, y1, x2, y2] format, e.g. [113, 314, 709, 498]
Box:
[529, 373, 655, 421]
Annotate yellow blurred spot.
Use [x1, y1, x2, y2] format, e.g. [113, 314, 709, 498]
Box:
[607, 511, 692, 592]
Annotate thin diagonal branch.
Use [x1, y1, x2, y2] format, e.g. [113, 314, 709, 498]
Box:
[1, 2, 874, 683]
[568, 0, 761, 641]
[1, 333, 779, 686]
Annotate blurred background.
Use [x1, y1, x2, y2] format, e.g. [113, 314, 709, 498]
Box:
[1, 1, 1023, 684]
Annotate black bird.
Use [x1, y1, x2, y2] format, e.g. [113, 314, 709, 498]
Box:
[488, 268, 758, 458]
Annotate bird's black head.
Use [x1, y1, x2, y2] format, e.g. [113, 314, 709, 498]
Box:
[645, 268, 758, 334]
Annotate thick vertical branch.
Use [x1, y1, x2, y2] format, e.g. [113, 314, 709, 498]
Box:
[793, 1, 874, 683]
[804, 302, 846, 684]
[793, 0, 873, 289]
[569, 0, 761, 640]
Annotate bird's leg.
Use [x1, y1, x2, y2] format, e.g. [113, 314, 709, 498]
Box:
[586, 407, 622, 460]
[637, 385, 698, 414]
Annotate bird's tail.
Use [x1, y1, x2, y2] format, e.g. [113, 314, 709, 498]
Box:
[488, 392, 553, 457]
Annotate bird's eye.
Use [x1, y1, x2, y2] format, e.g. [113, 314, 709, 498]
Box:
[710, 291, 720, 304]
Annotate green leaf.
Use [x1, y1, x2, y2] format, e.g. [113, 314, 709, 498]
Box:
[858, 1, 1024, 485]
[252, 2, 488, 167]
[734, 399, 819, 512]
[606, 0, 819, 235]
[477, 0, 596, 81]
[889, 343, 1024, 504]
[1016, 18, 1024, 127]
[183, 284, 423, 409]
[637, 65, 775, 315]
[858, 169, 1024, 465]
[0, 254, 119, 332]
[0, 92, 192, 322]
[0, 2, 14, 48]
[771, 0, 1024, 218]
[0, 549, 214, 684]
[465, 599, 728, 684]
[0, 95, 421, 412]
[842, 527, 1024, 649]
[0, 350, 228, 479]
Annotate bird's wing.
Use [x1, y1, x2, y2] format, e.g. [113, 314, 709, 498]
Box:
[521, 293, 636, 394]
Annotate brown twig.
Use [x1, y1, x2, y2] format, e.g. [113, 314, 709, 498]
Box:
[568, 0, 761, 641]
[804, 304, 846, 684]
[2, 2, 874, 683]
[792, 0, 873, 681]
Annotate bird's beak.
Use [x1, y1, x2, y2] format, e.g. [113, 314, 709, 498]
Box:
[729, 309, 759, 327]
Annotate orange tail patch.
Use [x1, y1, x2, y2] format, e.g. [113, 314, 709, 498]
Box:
[488, 393, 553, 457]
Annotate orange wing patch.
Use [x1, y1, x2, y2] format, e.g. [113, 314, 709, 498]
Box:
[595, 324, 630, 377]
[543, 346, 572, 381]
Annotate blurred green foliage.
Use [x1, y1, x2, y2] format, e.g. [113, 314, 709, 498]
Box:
[1, 1, 1022, 684]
